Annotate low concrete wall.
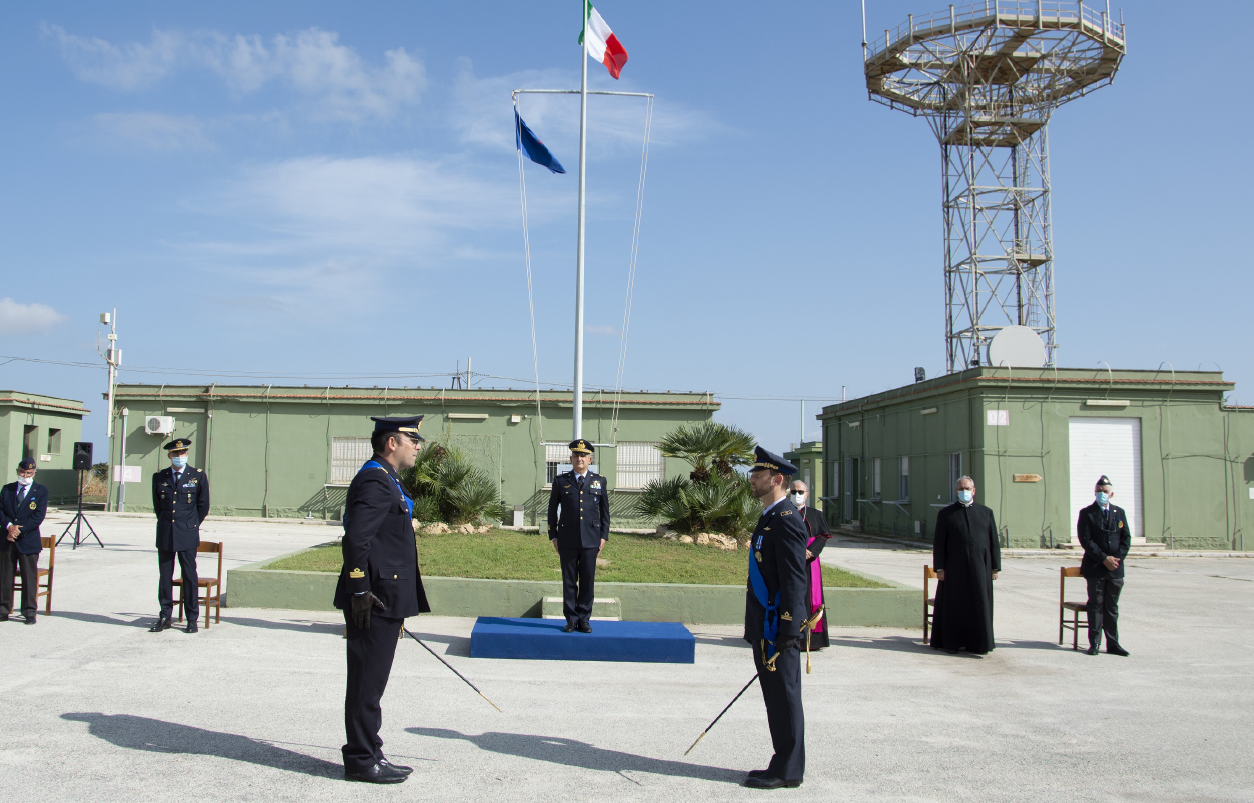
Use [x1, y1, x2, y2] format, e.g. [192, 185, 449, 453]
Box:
[226, 552, 922, 628]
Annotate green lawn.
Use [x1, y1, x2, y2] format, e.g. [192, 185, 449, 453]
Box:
[263, 529, 888, 587]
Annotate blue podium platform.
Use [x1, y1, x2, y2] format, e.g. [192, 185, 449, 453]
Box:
[469, 617, 695, 663]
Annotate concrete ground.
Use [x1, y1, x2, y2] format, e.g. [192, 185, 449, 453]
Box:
[3, 513, 1253, 802]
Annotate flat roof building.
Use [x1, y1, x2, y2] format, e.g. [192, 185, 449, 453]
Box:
[0, 390, 89, 502]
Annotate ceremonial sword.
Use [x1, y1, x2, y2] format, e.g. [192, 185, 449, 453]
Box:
[402, 626, 502, 712]
[684, 606, 825, 756]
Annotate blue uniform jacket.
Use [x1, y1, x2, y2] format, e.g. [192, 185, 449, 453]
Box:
[547, 470, 611, 549]
[0, 481, 48, 555]
[1078, 502, 1132, 579]
[744, 498, 809, 644]
[152, 465, 210, 552]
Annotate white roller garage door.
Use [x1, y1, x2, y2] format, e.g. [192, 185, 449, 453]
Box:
[1068, 417, 1145, 544]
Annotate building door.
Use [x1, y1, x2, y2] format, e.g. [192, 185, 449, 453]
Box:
[1068, 417, 1145, 544]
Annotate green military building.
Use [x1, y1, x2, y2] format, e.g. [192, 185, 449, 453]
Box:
[784, 441, 824, 511]
[105, 384, 718, 525]
[0, 390, 89, 502]
[817, 368, 1254, 551]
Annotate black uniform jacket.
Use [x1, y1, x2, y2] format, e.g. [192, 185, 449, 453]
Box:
[0, 481, 48, 555]
[152, 466, 210, 552]
[1078, 502, 1132, 579]
[799, 506, 831, 558]
[333, 455, 430, 619]
[744, 499, 809, 645]
[547, 470, 611, 549]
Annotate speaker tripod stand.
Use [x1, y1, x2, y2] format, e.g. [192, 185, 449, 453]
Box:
[58, 475, 103, 550]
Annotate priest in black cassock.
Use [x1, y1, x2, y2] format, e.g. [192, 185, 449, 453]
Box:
[930, 475, 1000, 655]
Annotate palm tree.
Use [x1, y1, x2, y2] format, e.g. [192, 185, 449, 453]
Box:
[402, 444, 506, 525]
[659, 421, 755, 483]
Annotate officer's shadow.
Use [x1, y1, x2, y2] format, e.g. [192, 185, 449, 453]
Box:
[407, 726, 743, 784]
[62, 713, 342, 779]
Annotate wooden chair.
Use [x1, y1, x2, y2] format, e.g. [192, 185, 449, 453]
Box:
[923, 566, 937, 641]
[175, 541, 223, 629]
[11, 536, 56, 615]
[1059, 566, 1089, 650]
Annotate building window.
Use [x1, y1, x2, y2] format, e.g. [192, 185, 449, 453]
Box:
[843, 457, 857, 520]
[615, 441, 664, 490]
[545, 443, 570, 485]
[23, 425, 37, 461]
[872, 457, 882, 499]
[948, 452, 962, 500]
[898, 456, 909, 501]
[48, 428, 62, 455]
[331, 437, 372, 485]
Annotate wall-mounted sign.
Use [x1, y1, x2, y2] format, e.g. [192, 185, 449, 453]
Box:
[987, 410, 1009, 426]
[1013, 473, 1042, 483]
[113, 465, 142, 483]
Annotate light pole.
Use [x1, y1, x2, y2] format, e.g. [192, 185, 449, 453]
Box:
[98, 311, 121, 510]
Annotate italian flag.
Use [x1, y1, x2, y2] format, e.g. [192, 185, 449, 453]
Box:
[580, 2, 628, 79]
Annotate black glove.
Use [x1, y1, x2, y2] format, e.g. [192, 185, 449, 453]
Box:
[775, 636, 799, 654]
[350, 591, 385, 629]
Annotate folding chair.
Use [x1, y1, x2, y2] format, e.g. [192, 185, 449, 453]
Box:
[12, 536, 56, 615]
[175, 541, 223, 629]
[1059, 566, 1089, 650]
[923, 565, 937, 641]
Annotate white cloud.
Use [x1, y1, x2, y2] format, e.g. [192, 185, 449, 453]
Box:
[87, 112, 212, 151]
[0, 298, 67, 334]
[44, 24, 425, 121]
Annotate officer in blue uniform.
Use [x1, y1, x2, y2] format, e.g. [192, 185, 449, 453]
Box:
[333, 415, 430, 784]
[150, 438, 210, 633]
[743, 447, 809, 789]
[547, 438, 610, 633]
[1, 457, 49, 624]
[1078, 474, 1132, 656]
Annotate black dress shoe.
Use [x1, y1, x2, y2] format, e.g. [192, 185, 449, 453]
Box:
[380, 757, 413, 775]
[577, 621, 593, 633]
[1106, 643, 1130, 657]
[563, 621, 577, 633]
[24, 616, 36, 625]
[149, 617, 172, 633]
[1085, 645, 1100, 656]
[186, 620, 199, 633]
[747, 768, 771, 778]
[0, 614, 9, 622]
[345, 762, 407, 784]
[744, 775, 802, 789]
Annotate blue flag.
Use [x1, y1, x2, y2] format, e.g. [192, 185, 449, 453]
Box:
[515, 110, 566, 174]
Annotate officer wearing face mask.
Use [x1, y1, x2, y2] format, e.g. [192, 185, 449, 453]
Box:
[1077, 475, 1131, 656]
[149, 438, 210, 633]
[1, 458, 49, 624]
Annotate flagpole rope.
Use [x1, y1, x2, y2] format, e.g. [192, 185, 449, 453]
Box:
[610, 95, 653, 444]
[515, 99, 545, 486]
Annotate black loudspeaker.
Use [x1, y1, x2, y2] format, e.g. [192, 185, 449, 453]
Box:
[72, 441, 93, 471]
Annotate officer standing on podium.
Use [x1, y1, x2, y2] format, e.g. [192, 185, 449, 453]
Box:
[149, 438, 209, 633]
[743, 446, 809, 789]
[334, 415, 430, 784]
[547, 438, 610, 633]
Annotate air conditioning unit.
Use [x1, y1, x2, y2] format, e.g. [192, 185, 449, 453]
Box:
[145, 416, 174, 435]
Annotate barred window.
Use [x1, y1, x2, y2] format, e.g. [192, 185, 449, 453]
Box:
[545, 442, 569, 485]
[616, 441, 664, 490]
[872, 458, 882, 499]
[898, 456, 910, 501]
[331, 437, 372, 485]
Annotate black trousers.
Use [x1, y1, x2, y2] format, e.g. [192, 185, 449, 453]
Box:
[1086, 575, 1123, 648]
[343, 611, 402, 773]
[755, 638, 805, 781]
[0, 548, 39, 618]
[558, 546, 598, 623]
[157, 548, 199, 620]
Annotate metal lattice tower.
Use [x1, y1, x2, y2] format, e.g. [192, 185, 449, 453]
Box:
[865, 1, 1126, 372]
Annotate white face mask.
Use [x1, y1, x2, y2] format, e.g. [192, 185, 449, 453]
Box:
[957, 489, 973, 504]
[788, 492, 806, 507]
[17, 475, 33, 487]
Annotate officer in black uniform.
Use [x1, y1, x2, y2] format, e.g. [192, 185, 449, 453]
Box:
[547, 438, 610, 633]
[743, 446, 809, 789]
[150, 438, 210, 633]
[1077, 474, 1132, 657]
[1, 457, 49, 624]
[334, 415, 430, 784]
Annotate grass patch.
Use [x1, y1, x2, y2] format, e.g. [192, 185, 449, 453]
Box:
[263, 529, 888, 587]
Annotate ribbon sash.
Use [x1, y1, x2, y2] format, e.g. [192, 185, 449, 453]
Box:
[359, 460, 414, 518]
[748, 530, 780, 653]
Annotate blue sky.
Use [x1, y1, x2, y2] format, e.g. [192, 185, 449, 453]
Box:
[1, 1, 1250, 457]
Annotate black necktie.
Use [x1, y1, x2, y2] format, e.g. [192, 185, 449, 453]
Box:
[577, 475, 584, 490]
[18, 486, 26, 504]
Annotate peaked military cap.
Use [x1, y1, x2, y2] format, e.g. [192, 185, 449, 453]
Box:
[1096, 475, 1113, 487]
[749, 446, 797, 475]
[163, 438, 192, 452]
[17, 457, 36, 470]
[568, 438, 594, 455]
[370, 415, 425, 441]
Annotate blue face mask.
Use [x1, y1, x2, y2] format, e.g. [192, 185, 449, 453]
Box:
[1096, 491, 1109, 506]
[171, 456, 188, 469]
[957, 489, 973, 504]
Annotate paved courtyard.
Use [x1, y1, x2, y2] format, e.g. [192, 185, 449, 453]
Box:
[2, 512, 1252, 802]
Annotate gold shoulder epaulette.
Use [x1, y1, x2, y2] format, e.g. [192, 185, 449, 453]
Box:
[780, 510, 793, 516]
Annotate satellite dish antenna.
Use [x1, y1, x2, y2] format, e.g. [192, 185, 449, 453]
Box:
[989, 326, 1048, 368]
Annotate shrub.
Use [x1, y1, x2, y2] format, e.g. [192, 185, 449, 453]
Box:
[401, 444, 507, 525]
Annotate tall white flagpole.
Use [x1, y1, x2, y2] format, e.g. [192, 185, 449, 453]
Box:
[573, 0, 589, 441]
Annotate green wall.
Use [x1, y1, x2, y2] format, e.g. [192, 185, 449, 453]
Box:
[0, 391, 88, 501]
